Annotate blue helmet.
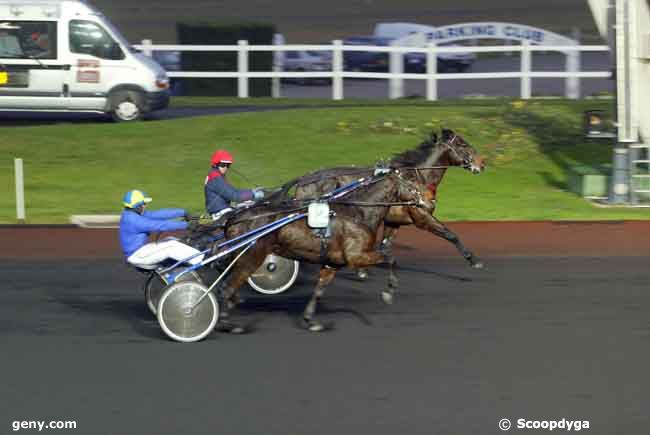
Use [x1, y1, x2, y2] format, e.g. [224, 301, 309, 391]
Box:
[122, 190, 152, 209]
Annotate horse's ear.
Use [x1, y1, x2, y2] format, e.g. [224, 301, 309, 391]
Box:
[429, 131, 438, 143]
[441, 128, 454, 141]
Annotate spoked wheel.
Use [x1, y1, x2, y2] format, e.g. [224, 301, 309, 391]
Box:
[157, 281, 219, 343]
[144, 269, 202, 315]
[247, 254, 299, 295]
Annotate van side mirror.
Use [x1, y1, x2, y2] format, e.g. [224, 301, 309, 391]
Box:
[110, 44, 124, 60]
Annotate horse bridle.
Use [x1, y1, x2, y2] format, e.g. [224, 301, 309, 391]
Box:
[440, 134, 474, 169]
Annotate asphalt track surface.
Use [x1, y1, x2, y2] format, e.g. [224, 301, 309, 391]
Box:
[1, 255, 648, 435]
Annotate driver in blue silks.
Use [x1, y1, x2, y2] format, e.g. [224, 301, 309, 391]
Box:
[205, 149, 265, 221]
[119, 189, 204, 268]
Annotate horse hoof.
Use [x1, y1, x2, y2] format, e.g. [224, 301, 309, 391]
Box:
[230, 326, 246, 334]
[381, 291, 394, 305]
[309, 323, 325, 332]
[472, 262, 484, 269]
[303, 319, 325, 332]
[357, 270, 369, 280]
[218, 320, 245, 334]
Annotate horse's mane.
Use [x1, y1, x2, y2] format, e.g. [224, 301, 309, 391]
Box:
[296, 166, 369, 187]
[389, 131, 439, 167]
[254, 130, 445, 205]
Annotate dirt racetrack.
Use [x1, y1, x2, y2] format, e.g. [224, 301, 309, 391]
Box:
[2, 221, 649, 259]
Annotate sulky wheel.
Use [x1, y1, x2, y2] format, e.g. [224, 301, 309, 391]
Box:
[157, 281, 219, 343]
[145, 269, 202, 316]
[247, 254, 300, 295]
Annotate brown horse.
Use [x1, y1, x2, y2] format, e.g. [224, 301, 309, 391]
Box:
[215, 170, 431, 332]
[293, 129, 487, 274]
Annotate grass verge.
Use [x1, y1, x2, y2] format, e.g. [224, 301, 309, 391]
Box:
[2, 98, 647, 223]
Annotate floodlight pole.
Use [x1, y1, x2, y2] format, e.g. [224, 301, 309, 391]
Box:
[609, 0, 634, 204]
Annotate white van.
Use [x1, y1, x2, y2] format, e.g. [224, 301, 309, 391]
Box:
[0, 0, 169, 121]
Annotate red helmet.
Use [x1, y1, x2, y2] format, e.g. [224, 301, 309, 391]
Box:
[210, 149, 234, 166]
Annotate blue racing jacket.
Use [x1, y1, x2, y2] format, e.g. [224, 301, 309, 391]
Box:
[119, 208, 188, 257]
[204, 170, 253, 214]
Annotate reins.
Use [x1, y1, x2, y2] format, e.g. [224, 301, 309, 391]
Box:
[329, 200, 424, 207]
[225, 172, 426, 226]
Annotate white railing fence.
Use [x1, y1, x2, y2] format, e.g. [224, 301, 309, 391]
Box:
[134, 40, 611, 100]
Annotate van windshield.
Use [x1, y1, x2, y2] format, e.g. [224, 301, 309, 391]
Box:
[69, 20, 125, 60]
[96, 15, 131, 49]
[0, 21, 57, 59]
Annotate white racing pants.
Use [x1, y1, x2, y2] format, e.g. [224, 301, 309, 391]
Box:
[211, 207, 233, 221]
[127, 239, 204, 269]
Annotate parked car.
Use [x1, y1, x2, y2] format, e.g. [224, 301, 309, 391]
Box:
[342, 36, 390, 72]
[282, 49, 331, 85]
[342, 35, 474, 73]
[152, 50, 184, 95]
[402, 44, 475, 73]
[372, 22, 476, 72]
[435, 43, 476, 72]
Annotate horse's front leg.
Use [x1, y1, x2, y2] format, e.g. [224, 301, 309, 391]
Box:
[303, 266, 337, 332]
[409, 209, 484, 269]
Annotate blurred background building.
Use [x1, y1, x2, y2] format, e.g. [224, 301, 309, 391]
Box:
[90, 0, 600, 44]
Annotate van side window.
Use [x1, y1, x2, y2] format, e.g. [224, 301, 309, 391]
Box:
[0, 21, 57, 59]
[69, 20, 124, 60]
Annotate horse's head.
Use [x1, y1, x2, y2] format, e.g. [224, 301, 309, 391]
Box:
[440, 128, 486, 174]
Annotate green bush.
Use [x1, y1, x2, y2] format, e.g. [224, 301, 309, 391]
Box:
[176, 22, 276, 96]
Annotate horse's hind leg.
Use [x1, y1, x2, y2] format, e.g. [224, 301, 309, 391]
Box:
[303, 266, 337, 332]
[218, 279, 248, 334]
[381, 242, 398, 305]
[218, 250, 268, 334]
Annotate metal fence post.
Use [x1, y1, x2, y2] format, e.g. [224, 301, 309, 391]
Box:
[426, 42, 438, 101]
[332, 39, 343, 100]
[141, 39, 153, 57]
[389, 45, 404, 99]
[520, 41, 532, 99]
[238, 40, 249, 98]
[15, 158, 25, 222]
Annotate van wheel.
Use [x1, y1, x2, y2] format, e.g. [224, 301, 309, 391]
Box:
[110, 90, 144, 122]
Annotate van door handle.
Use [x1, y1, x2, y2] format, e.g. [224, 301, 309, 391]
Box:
[62, 64, 71, 70]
